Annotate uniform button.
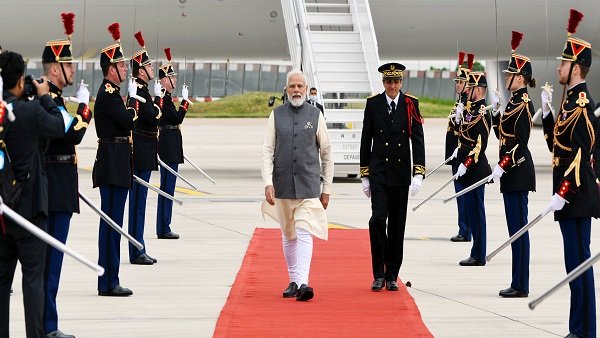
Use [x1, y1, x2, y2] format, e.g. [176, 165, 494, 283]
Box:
[385, 142, 388, 146]
[295, 122, 298, 125]
[379, 129, 383, 133]
[385, 158, 388, 162]
[294, 134, 297, 137]
[294, 146, 297, 150]
[398, 159, 401, 162]
[398, 143, 401, 147]
[294, 159, 297, 162]
[402, 130, 405, 133]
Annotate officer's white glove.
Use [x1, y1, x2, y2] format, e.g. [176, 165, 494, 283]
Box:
[409, 174, 423, 196]
[153, 80, 163, 98]
[541, 84, 553, 118]
[128, 78, 146, 103]
[454, 163, 467, 180]
[454, 102, 464, 124]
[0, 76, 15, 122]
[545, 193, 567, 212]
[361, 177, 371, 198]
[487, 164, 504, 183]
[181, 85, 194, 105]
[491, 89, 502, 116]
[75, 80, 90, 105]
[450, 147, 459, 160]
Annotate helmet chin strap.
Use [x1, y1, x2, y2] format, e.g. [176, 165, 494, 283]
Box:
[113, 64, 123, 84]
[141, 65, 152, 81]
[507, 73, 515, 91]
[60, 63, 70, 88]
[168, 77, 174, 91]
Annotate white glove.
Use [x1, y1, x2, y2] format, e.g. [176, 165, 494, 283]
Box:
[75, 80, 90, 105]
[409, 174, 423, 196]
[0, 76, 15, 122]
[454, 163, 467, 179]
[181, 85, 194, 105]
[546, 193, 567, 212]
[454, 102, 464, 124]
[450, 147, 459, 160]
[361, 177, 371, 198]
[153, 80, 163, 98]
[487, 164, 504, 183]
[491, 89, 501, 114]
[541, 84, 553, 118]
[128, 78, 146, 103]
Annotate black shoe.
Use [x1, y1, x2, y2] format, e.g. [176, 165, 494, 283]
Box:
[450, 234, 471, 242]
[499, 287, 528, 298]
[46, 329, 76, 338]
[131, 254, 154, 265]
[98, 285, 133, 297]
[564, 334, 581, 338]
[146, 254, 158, 263]
[371, 278, 385, 291]
[386, 280, 399, 291]
[459, 257, 485, 266]
[282, 282, 298, 298]
[296, 284, 314, 301]
[158, 232, 180, 239]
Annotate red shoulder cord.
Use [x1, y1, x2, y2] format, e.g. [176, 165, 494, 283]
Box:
[405, 96, 424, 137]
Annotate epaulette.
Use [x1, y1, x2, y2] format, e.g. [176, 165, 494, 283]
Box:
[136, 83, 144, 89]
[105, 83, 116, 94]
[366, 93, 378, 99]
[405, 93, 419, 101]
[576, 91, 589, 107]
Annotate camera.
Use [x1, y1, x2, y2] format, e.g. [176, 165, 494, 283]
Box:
[23, 75, 44, 97]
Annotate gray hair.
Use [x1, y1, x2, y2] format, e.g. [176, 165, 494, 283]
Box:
[286, 69, 306, 85]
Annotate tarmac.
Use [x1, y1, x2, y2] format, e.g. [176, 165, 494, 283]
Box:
[6, 117, 599, 337]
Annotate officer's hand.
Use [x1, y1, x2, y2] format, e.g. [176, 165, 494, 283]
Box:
[455, 163, 467, 179]
[181, 85, 194, 105]
[128, 78, 147, 103]
[451, 147, 459, 160]
[33, 76, 50, 97]
[409, 174, 423, 196]
[541, 83, 553, 118]
[454, 102, 464, 124]
[487, 164, 504, 183]
[491, 89, 502, 115]
[153, 80, 163, 98]
[361, 177, 371, 198]
[265, 185, 275, 205]
[546, 193, 567, 212]
[76, 80, 90, 105]
[320, 193, 330, 209]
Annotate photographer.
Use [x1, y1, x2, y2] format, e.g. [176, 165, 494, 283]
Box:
[0, 50, 66, 338]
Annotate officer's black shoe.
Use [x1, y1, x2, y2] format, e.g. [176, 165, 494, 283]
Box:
[131, 254, 154, 265]
[46, 329, 76, 338]
[158, 232, 180, 239]
[459, 257, 485, 266]
[450, 234, 471, 242]
[296, 284, 314, 301]
[146, 254, 158, 263]
[386, 280, 399, 291]
[98, 285, 133, 297]
[371, 278, 385, 291]
[564, 333, 581, 338]
[282, 282, 298, 298]
[499, 287, 528, 298]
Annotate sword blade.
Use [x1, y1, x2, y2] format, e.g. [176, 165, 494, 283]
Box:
[157, 157, 199, 191]
[425, 155, 453, 179]
[486, 208, 550, 262]
[412, 175, 456, 212]
[184, 154, 216, 184]
[443, 174, 492, 204]
[79, 191, 144, 250]
[133, 175, 183, 206]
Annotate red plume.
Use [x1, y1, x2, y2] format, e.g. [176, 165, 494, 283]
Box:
[134, 31, 145, 48]
[457, 51, 465, 67]
[567, 9, 584, 35]
[108, 23, 120, 41]
[467, 53, 474, 70]
[164, 48, 172, 62]
[61, 13, 75, 36]
[511, 31, 523, 51]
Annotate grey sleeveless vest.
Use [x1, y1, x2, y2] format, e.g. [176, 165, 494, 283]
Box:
[273, 102, 321, 199]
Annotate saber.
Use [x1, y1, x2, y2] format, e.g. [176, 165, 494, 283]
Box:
[443, 174, 493, 204]
[486, 208, 551, 262]
[78, 191, 143, 250]
[412, 175, 455, 212]
[157, 156, 198, 191]
[0, 202, 104, 276]
[425, 155, 453, 179]
[529, 250, 600, 310]
[184, 155, 216, 184]
[133, 174, 183, 206]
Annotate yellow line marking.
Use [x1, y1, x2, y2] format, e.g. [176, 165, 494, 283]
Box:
[174, 186, 207, 196]
[328, 223, 350, 229]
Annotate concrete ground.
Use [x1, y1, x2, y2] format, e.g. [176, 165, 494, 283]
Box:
[6, 117, 598, 337]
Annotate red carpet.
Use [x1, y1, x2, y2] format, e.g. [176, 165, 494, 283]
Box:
[214, 228, 432, 338]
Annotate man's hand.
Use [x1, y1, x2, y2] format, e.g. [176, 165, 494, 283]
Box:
[320, 193, 330, 209]
[454, 163, 467, 179]
[454, 102, 464, 124]
[361, 177, 371, 198]
[181, 85, 194, 105]
[546, 193, 567, 212]
[153, 79, 163, 97]
[541, 83, 553, 118]
[128, 78, 147, 103]
[491, 89, 502, 116]
[75, 80, 90, 105]
[33, 76, 50, 97]
[487, 164, 504, 183]
[409, 174, 423, 196]
[265, 185, 275, 205]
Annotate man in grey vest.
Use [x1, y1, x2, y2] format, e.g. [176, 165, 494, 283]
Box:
[261, 70, 333, 301]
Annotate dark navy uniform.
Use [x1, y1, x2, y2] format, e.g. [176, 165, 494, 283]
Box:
[456, 90, 491, 264]
[447, 92, 469, 241]
[156, 91, 188, 237]
[360, 62, 425, 284]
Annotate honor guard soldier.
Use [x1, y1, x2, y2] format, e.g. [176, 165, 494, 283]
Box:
[448, 52, 473, 242]
[155, 48, 190, 240]
[42, 13, 92, 338]
[453, 70, 492, 266]
[128, 31, 162, 265]
[489, 31, 536, 298]
[540, 9, 597, 338]
[359, 63, 425, 291]
[93, 23, 136, 297]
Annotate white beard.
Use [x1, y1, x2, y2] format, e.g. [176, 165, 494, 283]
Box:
[290, 96, 305, 107]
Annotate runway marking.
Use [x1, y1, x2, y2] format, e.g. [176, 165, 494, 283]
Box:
[328, 222, 353, 229]
[174, 186, 207, 196]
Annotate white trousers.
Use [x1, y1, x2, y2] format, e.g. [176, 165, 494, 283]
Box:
[282, 227, 313, 286]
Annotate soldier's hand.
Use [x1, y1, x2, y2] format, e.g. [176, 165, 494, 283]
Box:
[455, 163, 467, 178]
[181, 85, 194, 105]
[409, 175, 423, 196]
[361, 177, 371, 198]
[454, 102, 464, 124]
[128, 78, 147, 103]
[541, 83, 553, 118]
[33, 76, 50, 97]
[153, 79, 163, 98]
[491, 89, 501, 113]
[76, 80, 90, 105]
[320, 193, 330, 209]
[487, 164, 504, 183]
[546, 193, 567, 212]
[265, 185, 275, 205]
